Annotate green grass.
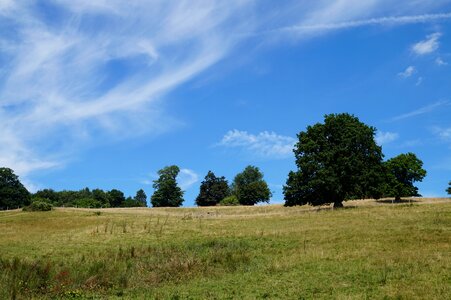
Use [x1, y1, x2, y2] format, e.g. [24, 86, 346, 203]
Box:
[0, 199, 450, 299]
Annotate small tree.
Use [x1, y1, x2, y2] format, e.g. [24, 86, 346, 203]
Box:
[284, 113, 384, 207]
[0, 167, 30, 209]
[232, 166, 271, 205]
[196, 171, 229, 206]
[134, 189, 147, 207]
[151, 165, 184, 207]
[447, 181, 451, 195]
[384, 153, 426, 201]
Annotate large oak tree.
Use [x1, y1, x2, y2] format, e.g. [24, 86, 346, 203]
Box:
[284, 113, 384, 207]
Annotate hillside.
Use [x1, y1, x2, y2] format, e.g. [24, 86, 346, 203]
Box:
[0, 198, 450, 299]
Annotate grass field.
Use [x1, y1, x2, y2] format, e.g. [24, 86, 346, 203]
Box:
[0, 198, 450, 299]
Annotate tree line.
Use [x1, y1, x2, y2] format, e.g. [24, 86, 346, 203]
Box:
[1, 113, 450, 210]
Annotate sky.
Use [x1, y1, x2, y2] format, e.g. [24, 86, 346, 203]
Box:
[1, 0, 451, 206]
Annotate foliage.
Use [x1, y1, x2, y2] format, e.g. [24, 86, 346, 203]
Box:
[75, 198, 102, 208]
[33, 189, 60, 204]
[92, 189, 111, 208]
[31, 187, 142, 208]
[448, 181, 451, 195]
[232, 166, 271, 205]
[219, 195, 240, 206]
[151, 165, 184, 207]
[108, 189, 126, 207]
[196, 171, 230, 206]
[134, 189, 148, 207]
[384, 153, 427, 201]
[0, 167, 30, 210]
[284, 113, 384, 207]
[23, 200, 53, 211]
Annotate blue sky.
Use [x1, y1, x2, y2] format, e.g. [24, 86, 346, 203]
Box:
[1, 1, 450, 206]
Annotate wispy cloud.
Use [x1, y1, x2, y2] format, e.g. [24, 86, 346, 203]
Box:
[390, 100, 450, 121]
[398, 66, 417, 78]
[416, 76, 424, 86]
[218, 130, 296, 159]
[1, 0, 451, 186]
[433, 127, 451, 141]
[274, 13, 451, 35]
[436, 57, 448, 66]
[178, 169, 199, 191]
[375, 131, 399, 145]
[412, 32, 442, 55]
[0, 1, 255, 179]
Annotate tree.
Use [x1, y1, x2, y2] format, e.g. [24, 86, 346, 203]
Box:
[196, 171, 229, 206]
[108, 189, 126, 207]
[384, 153, 427, 201]
[92, 189, 111, 207]
[33, 189, 60, 204]
[151, 165, 184, 207]
[284, 113, 384, 208]
[0, 167, 31, 209]
[232, 166, 271, 205]
[447, 181, 451, 195]
[134, 189, 147, 207]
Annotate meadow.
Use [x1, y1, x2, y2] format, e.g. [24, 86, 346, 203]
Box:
[0, 198, 450, 299]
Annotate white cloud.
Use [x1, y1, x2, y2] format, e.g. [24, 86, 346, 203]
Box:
[416, 76, 424, 86]
[219, 130, 296, 159]
[273, 12, 451, 35]
[0, 1, 255, 180]
[436, 57, 448, 66]
[412, 32, 442, 55]
[375, 131, 399, 145]
[178, 169, 199, 191]
[398, 66, 416, 78]
[1, 0, 451, 185]
[434, 127, 451, 141]
[391, 100, 450, 121]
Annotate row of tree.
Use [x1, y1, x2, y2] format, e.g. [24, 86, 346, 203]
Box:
[1, 113, 450, 210]
[32, 188, 147, 208]
[0, 168, 147, 209]
[150, 165, 271, 207]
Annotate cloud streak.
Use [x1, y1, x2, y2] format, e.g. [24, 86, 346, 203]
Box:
[1, 0, 451, 186]
[390, 100, 450, 121]
[0, 1, 254, 178]
[219, 130, 296, 159]
[273, 13, 451, 34]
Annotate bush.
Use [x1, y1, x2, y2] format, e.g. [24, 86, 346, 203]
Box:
[219, 195, 239, 206]
[23, 201, 53, 212]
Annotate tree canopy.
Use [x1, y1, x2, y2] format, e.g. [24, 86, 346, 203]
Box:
[384, 153, 426, 201]
[284, 113, 384, 207]
[447, 181, 451, 195]
[151, 165, 184, 207]
[0, 167, 31, 209]
[196, 171, 229, 206]
[134, 189, 147, 207]
[232, 166, 271, 205]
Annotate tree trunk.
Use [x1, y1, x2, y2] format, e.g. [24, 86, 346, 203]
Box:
[333, 201, 344, 208]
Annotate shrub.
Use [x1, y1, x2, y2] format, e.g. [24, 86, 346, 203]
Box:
[23, 201, 53, 212]
[219, 195, 239, 206]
